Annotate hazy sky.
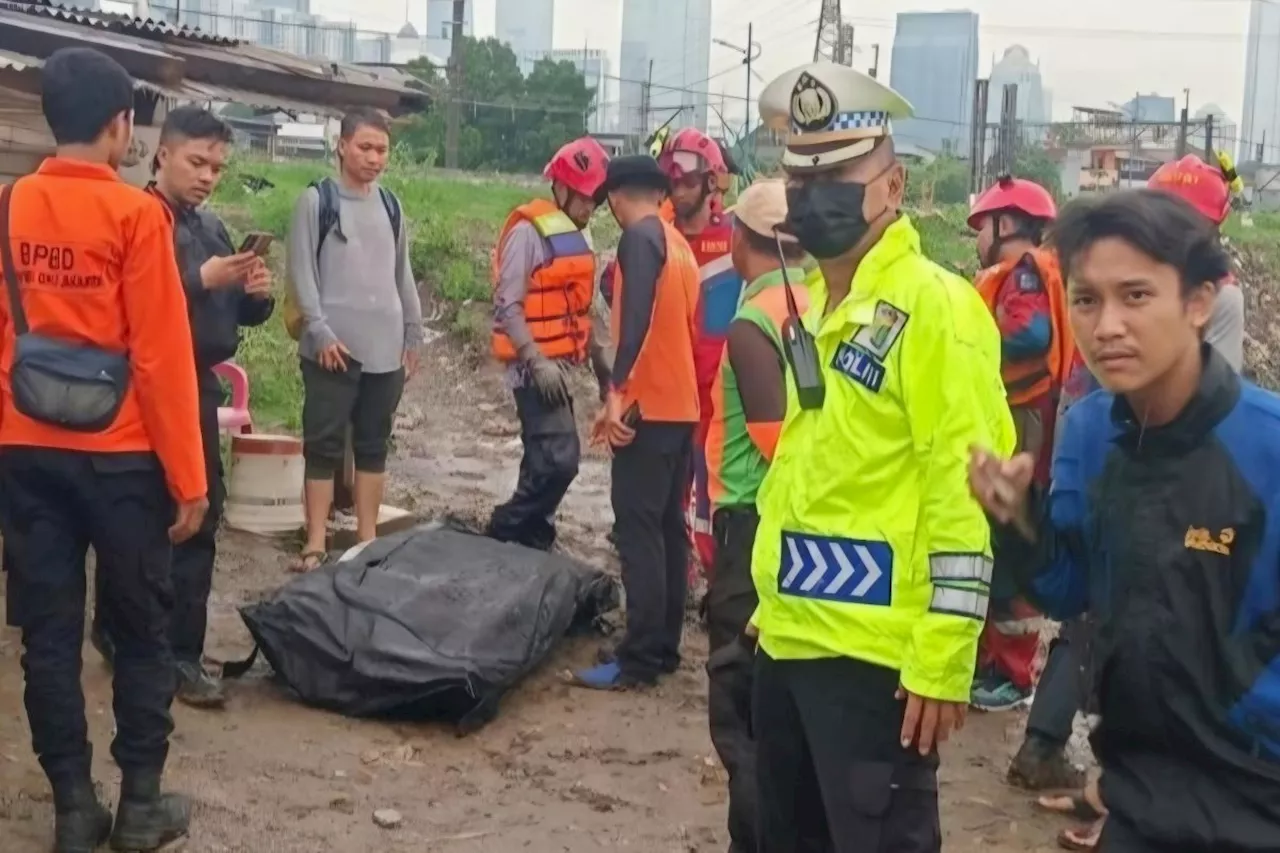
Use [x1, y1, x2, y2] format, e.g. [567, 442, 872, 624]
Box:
[319, 0, 1253, 125]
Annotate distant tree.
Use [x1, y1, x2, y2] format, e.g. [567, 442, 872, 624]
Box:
[398, 37, 597, 173]
[907, 156, 970, 207]
[1011, 144, 1064, 200]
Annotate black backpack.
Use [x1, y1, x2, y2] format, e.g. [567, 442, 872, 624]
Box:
[311, 176, 403, 259]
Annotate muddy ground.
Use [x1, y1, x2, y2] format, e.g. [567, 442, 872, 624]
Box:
[0, 339, 1080, 852]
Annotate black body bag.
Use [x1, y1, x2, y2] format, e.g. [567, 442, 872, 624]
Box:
[0, 182, 129, 432]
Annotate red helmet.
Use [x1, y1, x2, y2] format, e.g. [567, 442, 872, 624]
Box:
[544, 137, 609, 199]
[1148, 155, 1231, 225]
[659, 128, 728, 179]
[967, 175, 1057, 230]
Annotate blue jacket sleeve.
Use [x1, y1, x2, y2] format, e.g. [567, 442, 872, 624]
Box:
[1005, 404, 1093, 621]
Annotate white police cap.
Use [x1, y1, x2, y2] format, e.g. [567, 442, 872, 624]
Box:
[758, 62, 914, 172]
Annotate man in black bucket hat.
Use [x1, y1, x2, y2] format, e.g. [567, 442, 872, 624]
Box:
[574, 155, 702, 690]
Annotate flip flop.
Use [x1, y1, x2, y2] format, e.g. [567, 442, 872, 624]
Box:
[290, 550, 326, 573]
[1036, 792, 1105, 822]
[1057, 817, 1105, 851]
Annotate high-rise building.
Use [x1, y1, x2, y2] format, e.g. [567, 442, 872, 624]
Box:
[1242, 0, 1280, 163]
[889, 10, 979, 156]
[533, 48, 614, 132]
[987, 45, 1049, 126]
[426, 0, 473, 60]
[1121, 94, 1176, 123]
[497, 0, 554, 73]
[619, 0, 712, 137]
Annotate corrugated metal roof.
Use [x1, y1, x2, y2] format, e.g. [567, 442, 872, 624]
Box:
[160, 79, 339, 116]
[0, 49, 41, 73]
[8, 1, 235, 46]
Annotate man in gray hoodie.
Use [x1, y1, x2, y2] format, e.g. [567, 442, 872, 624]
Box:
[287, 108, 423, 570]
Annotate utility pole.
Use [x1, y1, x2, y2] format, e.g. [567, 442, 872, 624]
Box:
[639, 58, 654, 140]
[745, 22, 754, 137]
[998, 83, 1018, 176]
[1177, 104, 1189, 159]
[838, 23, 855, 66]
[444, 0, 465, 169]
[969, 78, 990, 197]
[814, 0, 842, 63]
[1205, 112, 1215, 160]
[870, 44, 880, 78]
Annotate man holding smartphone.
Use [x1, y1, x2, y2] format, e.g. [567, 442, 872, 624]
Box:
[98, 105, 274, 709]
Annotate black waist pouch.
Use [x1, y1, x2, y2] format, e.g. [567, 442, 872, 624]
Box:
[0, 183, 130, 432]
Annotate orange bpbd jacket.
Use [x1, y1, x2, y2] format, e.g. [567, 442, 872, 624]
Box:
[491, 199, 595, 363]
[974, 248, 1075, 405]
[609, 220, 700, 423]
[0, 158, 206, 503]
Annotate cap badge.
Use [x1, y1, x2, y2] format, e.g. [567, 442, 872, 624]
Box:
[791, 72, 837, 133]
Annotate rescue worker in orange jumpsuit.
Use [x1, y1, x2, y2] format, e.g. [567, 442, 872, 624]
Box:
[656, 129, 745, 583]
[486, 138, 612, 550]
[967, 177, 1075, 716]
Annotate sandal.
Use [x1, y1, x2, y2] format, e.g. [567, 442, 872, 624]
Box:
[290, 550, 326, 573]
[1037, 792, 1105, 822]
[1057, 817, 1106, 851]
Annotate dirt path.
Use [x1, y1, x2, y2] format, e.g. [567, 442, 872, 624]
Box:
[0, 340, 1073, 852]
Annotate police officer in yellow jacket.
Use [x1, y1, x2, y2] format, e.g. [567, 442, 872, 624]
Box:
[749, 64, 1016, 852]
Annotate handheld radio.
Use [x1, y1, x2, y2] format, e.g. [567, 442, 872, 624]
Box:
[774, 231, 826, 411]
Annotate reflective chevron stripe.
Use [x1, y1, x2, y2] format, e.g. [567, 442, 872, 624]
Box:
[778, 532, 893, 606]
[929, 586, 990, 620]
[929, 554, 993, 585]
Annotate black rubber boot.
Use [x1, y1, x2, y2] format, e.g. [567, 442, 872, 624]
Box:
[52, 782, 112, 853]
[108, 772, 190, 852]
[174, 661, 226, 710]
[1007, 733, 1086, 791]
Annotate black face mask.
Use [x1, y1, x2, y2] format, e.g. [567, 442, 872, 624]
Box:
[785, 181, 876, 260]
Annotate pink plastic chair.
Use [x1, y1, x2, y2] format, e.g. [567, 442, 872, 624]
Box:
[214, 361, 253, 435]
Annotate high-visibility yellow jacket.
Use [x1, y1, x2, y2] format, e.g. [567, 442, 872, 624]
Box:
[752, 216, 1016, 703]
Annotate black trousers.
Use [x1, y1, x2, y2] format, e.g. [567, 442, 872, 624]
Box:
[1026, 616, 1095, 746]
[0, 447, 177, 792]
[300, 357, 405, 478]
[169, 382, 225, 663]
[706, 507, 769, 853]
[612, 423, 694, 682]
[754, 653, 942, 853]
[486, 384, 580, 551]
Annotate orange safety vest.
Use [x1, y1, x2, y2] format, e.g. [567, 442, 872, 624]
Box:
[491, 199, 595, 363]
[609, 220, 700, 423]
[974, 248, 1076, 406]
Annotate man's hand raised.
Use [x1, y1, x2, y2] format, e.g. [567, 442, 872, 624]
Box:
[200, 252, 258, 291]
[968, 447, 1037, 537]
[169, 496, 210, 544]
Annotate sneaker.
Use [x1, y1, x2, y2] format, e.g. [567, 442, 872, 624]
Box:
[175, 661, 227, 710]
[569, 661, 653, 691]
[970, 678, 1033, 712]
[1008, 735, 1086, 791]
[595, 647, 678, 675]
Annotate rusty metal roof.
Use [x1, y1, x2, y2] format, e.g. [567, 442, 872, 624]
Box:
[5, 1, 236, 46]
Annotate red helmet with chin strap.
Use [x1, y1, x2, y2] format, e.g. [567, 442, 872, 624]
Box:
[544, 137, 609, 199]
[1148, 155, 1231, 225]
[967, 175, 1057, 230]
[659, 128, 728, 179]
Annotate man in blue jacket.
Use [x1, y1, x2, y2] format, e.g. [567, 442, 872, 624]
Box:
[971, 189, 1280, 852]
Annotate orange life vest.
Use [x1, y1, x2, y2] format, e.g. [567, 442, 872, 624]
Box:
[609, 220, 700, 423]
[491, 199, 595, 363]
[974, 248, 1076, 406]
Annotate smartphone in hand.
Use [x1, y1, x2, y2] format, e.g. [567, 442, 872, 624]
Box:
[238, 232, 274, 256]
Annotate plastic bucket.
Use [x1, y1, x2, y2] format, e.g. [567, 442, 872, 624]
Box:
[224, 433, 305, 535]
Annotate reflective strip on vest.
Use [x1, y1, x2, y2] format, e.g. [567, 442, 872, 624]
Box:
[929, 554, 993, 585]
[929, 586, 990, 621]
[778, 531, 893, 606]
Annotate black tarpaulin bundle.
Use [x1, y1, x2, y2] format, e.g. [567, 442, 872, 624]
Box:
[236, 522, 618, 733]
